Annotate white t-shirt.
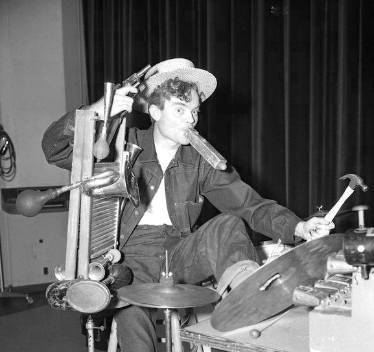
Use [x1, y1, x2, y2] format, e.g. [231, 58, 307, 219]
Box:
[138, 144, 175, 226]
[138, 175, 172, 225]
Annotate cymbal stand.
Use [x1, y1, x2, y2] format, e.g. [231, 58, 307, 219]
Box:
[0, 236, 33, 303]
[161, 250, 174, 352]
[160, 251, 183, 352]
[85, 315, 105, 352]
[117, 249, 219, 352]
[162, 308, 183, 352]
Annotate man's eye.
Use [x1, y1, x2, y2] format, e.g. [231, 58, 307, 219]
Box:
[176, 107, 184, 114]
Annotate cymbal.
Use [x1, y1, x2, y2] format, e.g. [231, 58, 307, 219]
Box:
[118, 283, 220, 309]
[211, 233, 344, 331]
[107, 295, 130, 310]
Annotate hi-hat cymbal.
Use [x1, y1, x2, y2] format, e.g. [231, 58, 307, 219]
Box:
[118, 283, 220, 309]
[211, 233, 344, 331]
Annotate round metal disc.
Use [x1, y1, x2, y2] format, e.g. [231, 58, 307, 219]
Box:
[211, 233, 344, 331]
[66, 280, 111, 314]
[106, 294, 130, 310]
[118, 283, 220, 309]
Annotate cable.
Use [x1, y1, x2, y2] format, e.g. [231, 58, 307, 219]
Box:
[0, 125, 16, 182]
[0, 126, 31, 302]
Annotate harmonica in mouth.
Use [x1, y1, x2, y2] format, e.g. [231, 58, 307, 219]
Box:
[185, 128, 227, 171]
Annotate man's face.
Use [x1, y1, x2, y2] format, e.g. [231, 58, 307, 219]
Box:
[152, 89, 200, 146]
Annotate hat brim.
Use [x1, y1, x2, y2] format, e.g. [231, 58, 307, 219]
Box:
[142, 67, 217, 102]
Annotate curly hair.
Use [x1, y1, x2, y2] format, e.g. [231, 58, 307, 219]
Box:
[147, 77, 202, 109]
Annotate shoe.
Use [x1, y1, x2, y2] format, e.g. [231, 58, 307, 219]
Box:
[216, 260, 260, 297]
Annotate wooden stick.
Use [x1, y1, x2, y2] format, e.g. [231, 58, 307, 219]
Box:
[324, 187, 354, 222]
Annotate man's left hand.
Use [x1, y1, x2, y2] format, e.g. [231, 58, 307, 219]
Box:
[295, 217, 335, 241]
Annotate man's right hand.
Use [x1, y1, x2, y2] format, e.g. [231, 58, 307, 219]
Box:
[295, 217, 335, 241]
[85, 84, 138, 119]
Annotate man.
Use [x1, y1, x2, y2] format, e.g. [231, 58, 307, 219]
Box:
[42, 58, 334, 351]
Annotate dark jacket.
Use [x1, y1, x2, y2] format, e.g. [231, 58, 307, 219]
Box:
[42, 111, 301, 248]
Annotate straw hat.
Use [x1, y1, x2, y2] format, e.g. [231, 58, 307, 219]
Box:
[140, 58, 217, 102]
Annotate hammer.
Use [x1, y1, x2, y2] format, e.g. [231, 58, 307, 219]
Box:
[324, 174, 368, 223]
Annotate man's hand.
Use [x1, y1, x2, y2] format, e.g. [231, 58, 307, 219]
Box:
[295, 217, 335, 241]
[85, 84, 138, 119]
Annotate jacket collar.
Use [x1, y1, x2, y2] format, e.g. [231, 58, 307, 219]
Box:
[137, 123, 157, 163]
[136, 123, 196, 167]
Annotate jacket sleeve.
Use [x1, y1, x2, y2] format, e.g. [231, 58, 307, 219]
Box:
[41, 111, 76, 170]
[41, 110, 143, 171]
[201, 163, 301, 244]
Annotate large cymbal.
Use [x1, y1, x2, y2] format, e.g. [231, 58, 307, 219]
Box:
[211, 233, 344, 331]
[118, 283, 220, 309]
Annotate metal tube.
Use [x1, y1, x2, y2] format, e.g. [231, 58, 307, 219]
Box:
[86, 315, 95, 352]
[185, 129, 227, 170]
[164, 308, 172, 352]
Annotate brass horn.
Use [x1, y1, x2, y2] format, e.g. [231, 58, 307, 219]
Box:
[85, 143, 142, 207]
[88, 249, 121, 281]
[126, 142, 143, 167]
[15, 170, 119, 217]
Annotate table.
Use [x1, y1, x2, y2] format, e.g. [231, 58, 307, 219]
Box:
[180, 306, 310, 352]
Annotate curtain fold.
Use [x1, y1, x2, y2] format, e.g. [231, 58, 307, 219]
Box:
[82, 0, 374, 230]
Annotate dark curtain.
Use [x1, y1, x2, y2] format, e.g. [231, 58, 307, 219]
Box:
[82, 0, 374, 231]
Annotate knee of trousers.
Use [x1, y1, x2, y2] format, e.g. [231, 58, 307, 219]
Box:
[207, 214, 249, 243]
[201, 214, 252, 248]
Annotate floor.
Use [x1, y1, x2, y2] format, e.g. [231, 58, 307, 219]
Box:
[0, 286, 108, 352]
[0, 285, 176, 352]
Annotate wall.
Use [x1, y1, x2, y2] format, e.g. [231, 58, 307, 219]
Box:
[0, 0, 87, 286]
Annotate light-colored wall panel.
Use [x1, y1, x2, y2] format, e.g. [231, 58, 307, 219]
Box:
[4, 212, 67, 286]
[0, 0, 87, 286]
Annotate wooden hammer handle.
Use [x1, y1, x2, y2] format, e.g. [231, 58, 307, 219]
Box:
[324, 187, 354, 222]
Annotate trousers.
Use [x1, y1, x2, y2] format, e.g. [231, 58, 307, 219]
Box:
[115, 214, 258, 351]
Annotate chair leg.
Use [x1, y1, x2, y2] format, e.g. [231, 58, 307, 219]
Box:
[107, 318, 118, 352]
[191, 306, 214, 352]
[171, 311, 183, 352]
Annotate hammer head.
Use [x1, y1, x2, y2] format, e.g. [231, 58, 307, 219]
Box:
[339, 173, 368, 192]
